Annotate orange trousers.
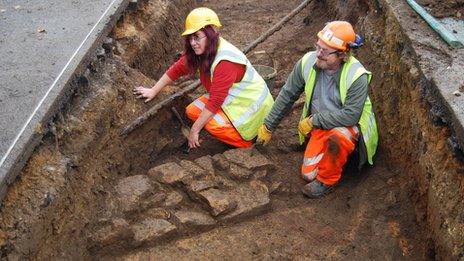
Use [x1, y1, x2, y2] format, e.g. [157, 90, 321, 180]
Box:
[185, 95, 253, 148]
[301, 127, 358, 185]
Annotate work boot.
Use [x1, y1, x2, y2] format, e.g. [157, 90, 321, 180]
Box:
[302, 171, 317, 183]
[301, 180, 333, 198]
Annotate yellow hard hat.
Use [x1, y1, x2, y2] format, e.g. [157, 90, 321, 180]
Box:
[317, 21, 356, 51]
[182, 7, 222, 36]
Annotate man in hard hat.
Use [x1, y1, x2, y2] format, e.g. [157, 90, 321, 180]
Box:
[256, 21, 378, 198]
[134, 7, 273, 149]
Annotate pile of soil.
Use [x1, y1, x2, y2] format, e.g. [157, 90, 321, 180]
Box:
[416, 0, 464, 18]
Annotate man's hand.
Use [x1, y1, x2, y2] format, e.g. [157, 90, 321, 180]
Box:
[298, 116, 313, 136]
[256, 124, 272, 145]
[133, 86, 158, 103]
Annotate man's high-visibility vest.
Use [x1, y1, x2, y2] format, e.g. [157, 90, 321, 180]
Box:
[299, 51, 378, 164]
[210, 38, 274, 140]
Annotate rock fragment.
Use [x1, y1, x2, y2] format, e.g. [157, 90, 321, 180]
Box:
[222, 180, 270, 220]
[223, 148, 273, 170]
[163, 191, 184, 207]
[199, 189, 237, 216]
[228, 163, 253, 180]
[91, 218, 132, 248]
[212, 154, 230, 170]
[131, 219, 176, 245]
[148, 162, 188, 184]
[173, 210, 216, 227]
[194, 155, 215, 174]
[115, 175, 152, 212]
[179, 160, 207, 177]
[188, 180, 218, 193]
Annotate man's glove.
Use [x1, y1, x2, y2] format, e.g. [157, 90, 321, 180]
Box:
[298, 117, 313, 136]
[256, 124, 272, 145]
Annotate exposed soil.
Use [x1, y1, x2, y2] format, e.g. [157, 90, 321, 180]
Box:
[0, 0, 463, 260]
[416, 0, 464, 18]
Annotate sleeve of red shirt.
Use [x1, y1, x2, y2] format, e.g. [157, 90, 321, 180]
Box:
[205, 60, 245, 113]
[165, 55, 191, 81]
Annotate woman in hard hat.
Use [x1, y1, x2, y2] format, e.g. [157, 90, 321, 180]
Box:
[134, 7, 274, 149]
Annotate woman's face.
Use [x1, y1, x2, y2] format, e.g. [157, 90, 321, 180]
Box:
[189, 30, 207, 55]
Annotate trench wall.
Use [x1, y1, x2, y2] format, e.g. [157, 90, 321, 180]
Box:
[326, 0, 464, 258]
[0, 0, 194, 259]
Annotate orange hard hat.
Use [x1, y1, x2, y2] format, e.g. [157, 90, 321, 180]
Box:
[317, 21, 356, 51]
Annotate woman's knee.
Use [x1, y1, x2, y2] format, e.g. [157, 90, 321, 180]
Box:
[185, 103, 200, 121]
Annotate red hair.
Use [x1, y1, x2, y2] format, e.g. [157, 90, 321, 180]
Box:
[183, 25, 219, 76]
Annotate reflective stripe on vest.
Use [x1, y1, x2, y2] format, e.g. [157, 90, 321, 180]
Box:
[362, 110, 376, 144]
[299, 52, 378, 165]
[209, 38, 274, 140]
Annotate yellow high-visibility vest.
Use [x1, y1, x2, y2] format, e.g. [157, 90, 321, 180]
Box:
[299, 51, 378, 164]
[210, 38, 274, 140]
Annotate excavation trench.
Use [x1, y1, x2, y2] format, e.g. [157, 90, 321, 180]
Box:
[1, 0, 463, 259]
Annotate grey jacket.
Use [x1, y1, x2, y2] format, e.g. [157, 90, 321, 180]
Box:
[264, 57, 369, 168]
[264, 57, 368, 130]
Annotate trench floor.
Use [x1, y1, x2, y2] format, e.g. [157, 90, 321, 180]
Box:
[0, 0, 436, 259]
[109, 0, 429, 259]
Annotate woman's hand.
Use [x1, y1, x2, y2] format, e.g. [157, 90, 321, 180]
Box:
[133, 73, 174, 102]
[133, 86, 158, 102]
[187, 106, 214, 149]
[188, 128, 201, 149]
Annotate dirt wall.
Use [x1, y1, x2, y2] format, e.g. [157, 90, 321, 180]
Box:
[416, 0, 464, 18]
[0, 0, 194, 259]
[344, 0, 464, 258]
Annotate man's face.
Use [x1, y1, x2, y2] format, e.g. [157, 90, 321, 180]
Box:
[315, 39, 343, 71]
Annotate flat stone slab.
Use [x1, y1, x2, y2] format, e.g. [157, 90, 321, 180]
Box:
[115, 175, 152, 212]
[148, 162, 188, 185]
[91, 218, 132, 248]
[222, 180, 270, 221]
[144, 208, 171, 220]
[179, 160, 207, 178]
[163, 191, 184, 207]
[223, 148, 273, 170]
[188, 180, 219, 193]
[199, 188, 237, 217]
[173, 210, 216, 227]
[212, 154, 230, 171]
[131, 218, 176, 245]
[228, 163, 253, 180]
[194, 155, 215, 174]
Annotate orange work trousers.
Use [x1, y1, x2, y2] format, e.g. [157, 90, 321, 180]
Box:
[185, 95, 253, 148]
[301, 126, 358, 185]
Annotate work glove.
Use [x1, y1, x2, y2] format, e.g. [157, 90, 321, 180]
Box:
[298, 116, 313, 136]
[256, 124, 272, 145]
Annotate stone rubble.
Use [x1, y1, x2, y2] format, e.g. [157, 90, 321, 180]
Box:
[148, 162, 188, 184]
[91, 148, 275, 252]
[199, 188, 238, 216]
[115, 175, 152, 213]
